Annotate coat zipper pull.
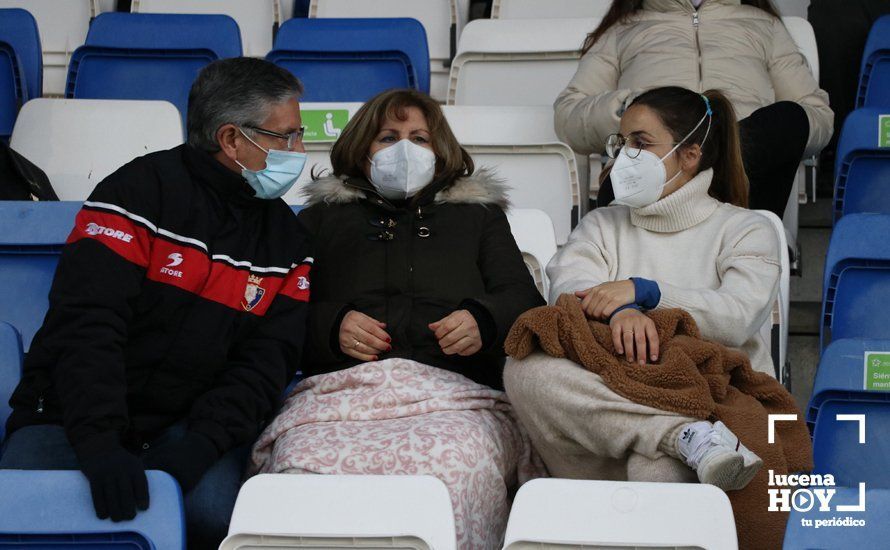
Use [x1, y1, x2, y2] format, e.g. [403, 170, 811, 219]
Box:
[692, 11, 699, 27]
[36, 396, 44, 414]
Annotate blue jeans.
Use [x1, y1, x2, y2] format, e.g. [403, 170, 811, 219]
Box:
[0, 423, 250, 550]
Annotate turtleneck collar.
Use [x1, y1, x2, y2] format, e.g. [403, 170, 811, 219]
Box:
[629, 168, 721, 233]
[182, 145, 268, 207]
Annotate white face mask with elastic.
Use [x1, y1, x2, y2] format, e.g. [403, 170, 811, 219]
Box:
[368, 139, 436, 201]
[611, 98, 713, 209]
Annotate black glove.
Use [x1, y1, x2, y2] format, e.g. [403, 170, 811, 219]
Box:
[142, 431, 219, 493]
[78, 445, 150, 522]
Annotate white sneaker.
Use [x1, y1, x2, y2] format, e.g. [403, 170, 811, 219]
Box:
[677, 421, 763, 491]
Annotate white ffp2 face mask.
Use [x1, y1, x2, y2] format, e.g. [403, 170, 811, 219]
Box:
[611, 103, 712, 209]
[368, 139, 436, 200]
[610, 147, 683, 209]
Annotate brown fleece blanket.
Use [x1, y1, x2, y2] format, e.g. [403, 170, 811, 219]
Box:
[505, 294, 812, 550]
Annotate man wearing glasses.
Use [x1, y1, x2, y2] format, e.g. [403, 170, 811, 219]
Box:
[1, 58, 312, 549]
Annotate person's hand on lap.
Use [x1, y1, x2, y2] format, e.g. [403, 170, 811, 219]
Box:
[609, 308, 660, 365]
[339, 310, 391, 361]
[429, 310, 482, 356]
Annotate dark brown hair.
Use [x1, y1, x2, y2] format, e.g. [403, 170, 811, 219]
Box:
[630, 86, 748, 207]
[581, 0, 781, 54]
[326, 88, 474, 183]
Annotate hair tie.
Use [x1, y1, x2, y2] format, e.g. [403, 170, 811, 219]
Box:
[701, 94, 713, 116]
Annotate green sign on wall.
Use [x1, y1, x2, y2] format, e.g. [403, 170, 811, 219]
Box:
[880, 115, 890, 148]
[864, 351, 890, 391]
[302, 109, 349, 142]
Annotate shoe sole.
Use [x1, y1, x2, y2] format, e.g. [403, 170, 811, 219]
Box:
[699, 452, 763, 492]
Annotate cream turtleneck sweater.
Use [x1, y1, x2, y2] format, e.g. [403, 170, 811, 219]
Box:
[547, 169, 781, 375]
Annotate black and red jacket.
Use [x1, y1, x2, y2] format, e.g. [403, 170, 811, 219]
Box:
[7, 144, 312, 460]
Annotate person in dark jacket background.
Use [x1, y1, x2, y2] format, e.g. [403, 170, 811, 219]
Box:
[0, 58, 313, 549]
[247, 89, 546, 548]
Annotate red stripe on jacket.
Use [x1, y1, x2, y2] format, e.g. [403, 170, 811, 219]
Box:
[67, 208, 310, 315]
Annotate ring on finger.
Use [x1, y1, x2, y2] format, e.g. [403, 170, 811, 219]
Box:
[352, 339, 361, 349]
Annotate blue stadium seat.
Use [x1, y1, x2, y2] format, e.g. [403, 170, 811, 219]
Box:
[267, 18, 430, 102]
[0, 42, 22, 142]
[833, 108, 890, 221]
[0, 201, 81, 352]
[806, 339, 890, 488]
[0, 322, 23, 444]
[0, 8, 41, 100]
[0, 470, 185, 549]
[821, 214, 890, 347]
[0, 8, 40, 141]
[813, 399, 890, 488]
[857, 15, 890, 107]
[66, 12, 242, 124]
[808, 339, 890, 427]
[783, 486, 887, 549]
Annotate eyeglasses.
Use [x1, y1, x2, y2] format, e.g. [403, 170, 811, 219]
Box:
[605, 133, 678, 160]
[243, 125, 306, 150]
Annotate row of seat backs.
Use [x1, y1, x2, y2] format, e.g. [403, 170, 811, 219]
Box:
[221, 476, 737, 549]
[790, 337, 890, 546]
[67, 14, 431, 121]
[0, 0, 465, 97]
[0, 467, 742, 549]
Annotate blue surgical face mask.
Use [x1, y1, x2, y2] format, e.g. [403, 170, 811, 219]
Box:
[236, 129, 307, 200]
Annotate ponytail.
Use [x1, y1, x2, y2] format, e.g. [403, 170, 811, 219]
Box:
[630, 87, 749, 208]
[702, 90, 748, 208]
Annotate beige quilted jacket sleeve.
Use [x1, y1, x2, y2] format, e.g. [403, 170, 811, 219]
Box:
[553, 27, 634, 156]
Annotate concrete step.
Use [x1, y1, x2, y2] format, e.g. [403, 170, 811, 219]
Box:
[790, 227, 830, 303]
[789, 335, 820, 412]
[790, 301, 821, 335]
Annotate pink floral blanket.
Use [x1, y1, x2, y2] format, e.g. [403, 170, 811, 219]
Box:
[249, 358, 545, 549]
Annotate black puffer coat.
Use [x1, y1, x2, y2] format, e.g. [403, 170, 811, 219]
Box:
[297, 169, 545, 389]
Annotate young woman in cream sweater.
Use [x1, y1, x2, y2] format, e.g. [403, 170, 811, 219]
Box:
[505, 86, 780, 491]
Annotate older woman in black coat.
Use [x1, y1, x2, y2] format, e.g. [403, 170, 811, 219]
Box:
[249, 89, 545, 549]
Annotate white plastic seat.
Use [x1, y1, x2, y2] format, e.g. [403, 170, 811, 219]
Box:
[756, 210, 791, 384]
[443, 105, 580, 243]
[282, 101, 363, 205]
[447, 18, 595, 107]
[310, 0, 464, 101]
[219, 474, 456, 550]
[492, 0, 611, 19]
[0, 0, 92, 95]
[506, 209, 557, 297]
[503, 478, 738, 549]
[10, 98, 183, 200]
[131, 0, 281, 57]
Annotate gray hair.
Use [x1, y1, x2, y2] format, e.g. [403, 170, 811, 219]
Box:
[187, 57, 304, 152]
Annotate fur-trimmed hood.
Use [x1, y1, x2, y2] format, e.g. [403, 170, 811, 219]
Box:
[301, 168, 510, 209]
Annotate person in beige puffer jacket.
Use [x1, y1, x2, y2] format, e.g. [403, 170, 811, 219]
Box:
[555, 0, 834, 217]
